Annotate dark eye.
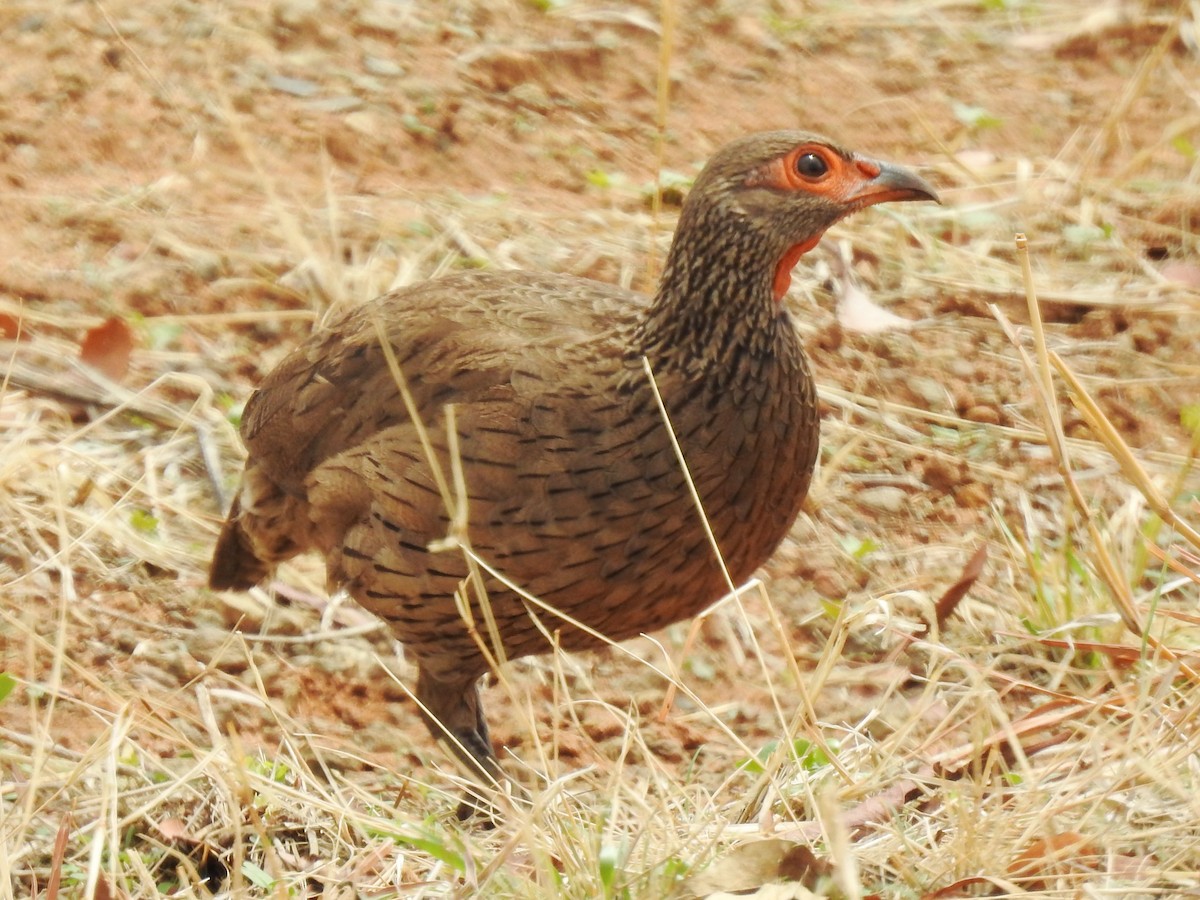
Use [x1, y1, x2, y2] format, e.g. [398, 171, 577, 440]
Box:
[795, 152, 828, 179]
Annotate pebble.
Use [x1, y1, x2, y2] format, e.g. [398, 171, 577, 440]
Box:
[947, 358, 976, 379]
[964, 405, 1002, 426]
[356, 3, 413, 36]
[907, 375, 947, 410]
[273, 0, 320, 33]
[269, 74, 320, 97]
[363, 55, 404, 77]
[856, 486, 909, 514]
[344, 110, 382, 138]
[921, 457, 966, 493]
[11, 143, 38, 168]
[305, 96, 363, 114]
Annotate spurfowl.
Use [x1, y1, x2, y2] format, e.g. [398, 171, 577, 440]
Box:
[210, 130, 937, 787]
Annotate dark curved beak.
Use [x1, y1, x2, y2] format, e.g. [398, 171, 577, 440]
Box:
[847, 156, 941, 208]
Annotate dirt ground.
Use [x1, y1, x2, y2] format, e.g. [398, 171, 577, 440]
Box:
[2, 0, 1199, 896]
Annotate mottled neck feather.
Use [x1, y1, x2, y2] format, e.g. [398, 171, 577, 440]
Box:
[635, 198, 789, 377]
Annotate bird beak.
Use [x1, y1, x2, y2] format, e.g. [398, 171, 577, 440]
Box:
[846, 156, 941, 208]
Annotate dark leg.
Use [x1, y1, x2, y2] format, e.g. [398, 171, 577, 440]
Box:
[415, 667, 503, 819]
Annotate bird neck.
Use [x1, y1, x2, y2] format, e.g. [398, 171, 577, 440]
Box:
[636, 202, 790, 375]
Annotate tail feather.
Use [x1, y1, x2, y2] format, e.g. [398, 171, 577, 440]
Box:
[208, 496, 270, 590]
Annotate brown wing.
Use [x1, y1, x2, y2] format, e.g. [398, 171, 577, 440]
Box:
[210, 268, 648, 591]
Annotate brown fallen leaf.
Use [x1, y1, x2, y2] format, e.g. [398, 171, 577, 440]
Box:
[156, 817, 194, 842]
[45, 815, 72, 900]
[1008, 831, 1099, 890]
[681, 839, 830, 898]
[79, 316, 135, 382]
[0, 312, 26, 340]
[934, 544, 988, 628]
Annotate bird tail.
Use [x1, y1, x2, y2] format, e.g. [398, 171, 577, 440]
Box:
[208, 495, 271, 590]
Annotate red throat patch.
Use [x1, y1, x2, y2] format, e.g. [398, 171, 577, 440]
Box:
[772, 235, 822, 303]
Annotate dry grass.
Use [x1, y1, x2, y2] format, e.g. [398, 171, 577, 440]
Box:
[3, 0, 1200, 897]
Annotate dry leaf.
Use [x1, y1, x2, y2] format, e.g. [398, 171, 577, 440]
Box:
[45, 816, 72, 900]
[1009, 831, 1099, 889]
[80, 316, 135, 381]
[156, 817, 193, 842]
[935, 544, 988, 628]
[828, 241, 917, 334]
[837, 280, 917, 334]
[0, 313, 26, 340]
[681, 839, 829, 898]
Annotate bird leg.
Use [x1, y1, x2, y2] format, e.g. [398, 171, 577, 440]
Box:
[415, 667, 504, 819]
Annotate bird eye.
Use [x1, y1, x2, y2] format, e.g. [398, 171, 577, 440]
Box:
[795, 152, 828, 179]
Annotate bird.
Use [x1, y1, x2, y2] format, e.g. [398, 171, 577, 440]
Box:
[209, 130, 938, 794]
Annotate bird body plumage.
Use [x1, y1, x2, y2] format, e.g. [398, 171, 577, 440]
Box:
[208, 130, 937, 786]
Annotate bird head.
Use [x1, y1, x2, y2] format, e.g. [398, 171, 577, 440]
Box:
[686, 131, 940, 302]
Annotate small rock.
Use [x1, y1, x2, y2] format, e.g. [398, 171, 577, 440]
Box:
[921, 457, 966, 493]
[269, 74, 320, 97]
[11, 143, 38, 168]
[305, 95, 363, 114]
[363, 55, 404, 77]
[355, 3, 410, 36]
[343, 110, 382, 138]
[907, 375, 947, 410]
[947, 358, 975, 379]
[856, 486, 909, 514]
[964, 405, 1001, 425]
[272, 0, 322, 40]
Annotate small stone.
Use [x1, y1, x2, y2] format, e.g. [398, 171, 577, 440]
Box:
[921, 457, 966, 493]
[964, 405, 1001, 426]
[344, 110, 382, 138]
[907, 375, 947, 410]
[269, 74, 320, 97]
[273, 0, 320, 36]
[305, 95, 363, 114]
[11, 143, 38, 168]
[947, 358, 975, 378]
[363, 55, 404, 77]
[856, 486, 909, 514]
